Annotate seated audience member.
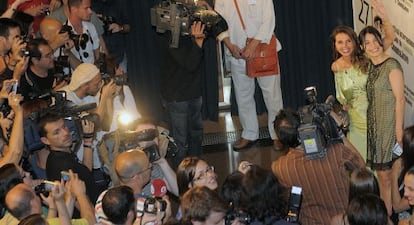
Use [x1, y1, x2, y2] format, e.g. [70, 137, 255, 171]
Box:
[175, 157, 218, 219]
[180, 186, 228, 225]
[95, 149, 172, 225]
[101, 186, 136, 225]
[399, 166, 414, 225]
[346, 194, 388, 225]
[176, 157, 218, 196]
[37, 112, 99, 202]
[98, 118, 177, 196]
[0, 91, 24, 167]
[271, 108, 365, 225]
[240, 165, 293, 225]
[330, 168, 380, 225]
[391, 126, 414, 224]
[221, 171, 244, 211]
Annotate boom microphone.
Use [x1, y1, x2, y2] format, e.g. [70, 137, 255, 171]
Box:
[151, 178, 168, 197]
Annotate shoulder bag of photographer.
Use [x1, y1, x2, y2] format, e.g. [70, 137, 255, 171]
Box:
[233, 0, 279, 77]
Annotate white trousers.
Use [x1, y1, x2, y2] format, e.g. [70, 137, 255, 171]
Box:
[231, 61, 283, 140]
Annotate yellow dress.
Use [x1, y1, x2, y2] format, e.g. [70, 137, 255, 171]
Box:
[334, 66, 368, 160]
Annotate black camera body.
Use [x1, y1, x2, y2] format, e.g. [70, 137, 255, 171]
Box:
[150, 0, 228, 48]
[119, 129, 161, 162]
[144, 196, 167, 214]
[286, 186, 302, 223]
[225, 211, 251, 225]
[298, 87, 343, 160]
[60, 25, 90, 50]
[34, 180, 56, 196]
[54, 55, 71, 83]
[99, 15, 116, 35]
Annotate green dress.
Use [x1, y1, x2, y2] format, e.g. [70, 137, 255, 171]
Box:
[334, 66, 368, 160]
[366, 58, 402, 170]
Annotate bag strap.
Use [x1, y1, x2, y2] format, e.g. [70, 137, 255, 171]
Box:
[233, 0, 246, 31]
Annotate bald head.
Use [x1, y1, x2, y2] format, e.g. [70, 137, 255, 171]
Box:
[115, 149, 149, 183]
[39, 18, 63, 41]
[5, 183, 41, 219]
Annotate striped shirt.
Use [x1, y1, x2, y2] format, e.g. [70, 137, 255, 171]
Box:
[272, 144, 365, 225]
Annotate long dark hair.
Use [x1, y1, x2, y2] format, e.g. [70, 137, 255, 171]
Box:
[347, 194, 388, 225]
[240, 165, 287, 223]
[400, 126, 414, 183]
[349, 168, 380, 202]
[331, 25, 368, 73]
[176, 157, 201, 196]
[358, 26, 384, 50]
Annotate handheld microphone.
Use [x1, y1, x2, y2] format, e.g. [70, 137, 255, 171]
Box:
[151, 178, 168, 197]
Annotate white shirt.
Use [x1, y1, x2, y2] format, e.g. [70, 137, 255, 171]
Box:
[67, 20, 100, 64]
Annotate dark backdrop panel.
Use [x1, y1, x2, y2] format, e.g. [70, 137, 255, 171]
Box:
[276, 0, 354, 109]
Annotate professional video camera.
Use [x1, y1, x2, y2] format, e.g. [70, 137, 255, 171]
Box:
[297, 86, 343, 160]
[60, 25, 90, 50]
[150, 0, 228, 48]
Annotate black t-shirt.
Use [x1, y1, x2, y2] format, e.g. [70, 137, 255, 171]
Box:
[159, 33, 204, 102]
[46, 150, 99, 202]
[19, 67, 55, 101]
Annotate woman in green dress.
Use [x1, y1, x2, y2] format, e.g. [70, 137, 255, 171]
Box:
[359, 26, 405, 216]
[331, 25, 369, 160]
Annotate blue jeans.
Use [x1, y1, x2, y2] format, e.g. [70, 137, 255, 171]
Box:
[166, 97, 203, 168]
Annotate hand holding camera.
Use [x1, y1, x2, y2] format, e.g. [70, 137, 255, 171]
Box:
[10, 36, 27, 63]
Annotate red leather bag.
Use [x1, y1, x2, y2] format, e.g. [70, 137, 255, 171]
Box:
[234, 0, 279, 77]
[246, 34, 279, 77]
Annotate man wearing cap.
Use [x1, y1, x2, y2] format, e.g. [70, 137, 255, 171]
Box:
[60, 62, 117, 192]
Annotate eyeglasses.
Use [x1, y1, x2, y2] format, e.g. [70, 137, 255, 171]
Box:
[118, 163, 153, 180]
[137, 163, 153, 175]
[193, 166, 215, 182]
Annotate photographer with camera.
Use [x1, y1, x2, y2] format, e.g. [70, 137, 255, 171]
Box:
[0, 84, 24, 167]
[159, 20, 206, 169]
[39, 18, 82, 71]
[0, 18, 29, 82]
[98, 118, 179, 196]
[2, 170, 96, 225]
[59, 63, 117, 190]
[271, 109, 365, 225]
[37, 112, 100, 203]
[17, 38, 61, 101]
[92, 0, 130, 70]
[95, 149, 172, 225]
